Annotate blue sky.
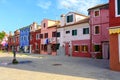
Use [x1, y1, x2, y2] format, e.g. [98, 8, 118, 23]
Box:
[0, 0, 108, 33]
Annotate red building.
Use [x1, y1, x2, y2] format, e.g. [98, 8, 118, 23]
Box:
[109, 0, 120, 71]
[8, 32, 14, 51]
[34, 28, 41, 53]
[88, 3, 109, 59]
[30, 22, 41, 53]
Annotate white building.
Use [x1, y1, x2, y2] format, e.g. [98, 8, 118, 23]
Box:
[57, 12, 91, 57]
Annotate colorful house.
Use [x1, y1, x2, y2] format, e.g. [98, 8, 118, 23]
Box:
[40, 19, 59, 55]
[1, 32, 9, 51]
[34, 27, 41, 54]
[57, 12, 90, 57]
[8, 32, 14, 51]
[30, 22, 41, 53]
[14, 30, 20, 52]
[88, 3, 109, 59]
[109, 0, 120, 71]
[20, 25, 30, 53]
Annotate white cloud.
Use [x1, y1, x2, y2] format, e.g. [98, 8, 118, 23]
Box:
[37, 1, 51, 9]
[57, 0, 108, 15]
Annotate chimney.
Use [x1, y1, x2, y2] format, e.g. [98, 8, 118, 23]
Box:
[33, 22, 37, 30]
[9, 31, 12, 36]
[60, 14, 65, 26]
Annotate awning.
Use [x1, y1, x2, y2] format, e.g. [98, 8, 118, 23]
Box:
[109, 28, 120, 34]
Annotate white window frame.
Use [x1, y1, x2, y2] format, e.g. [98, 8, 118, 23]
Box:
[94, 10, 100, 17]
[115, 0, 120, 17]
[94, 25, 100, 35]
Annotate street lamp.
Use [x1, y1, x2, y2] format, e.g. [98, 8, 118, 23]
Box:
[12, 36, 18, 64]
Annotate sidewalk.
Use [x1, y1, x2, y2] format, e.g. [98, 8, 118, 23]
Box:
[0, 52, 120, 80]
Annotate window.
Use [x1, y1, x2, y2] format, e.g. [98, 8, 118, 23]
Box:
[57, 32, 60, 37]
[116, 0, 120, 16]
[72, 30, 77, 36]
[52, 31, 57, 37]
[81, 45, 88, 52]
[95, 26, 100, 34]
[94, 10, 100, 17]
[44, 44, 47, 51]
[40, 34, 43, 38]
[43, 23, 46, 28]
[44, 33, 48, 38]
[36, 43, 39, 49]
[83, 28, 89, 34]
[66, 31, 70, 34]
[41, 45, 44, 50]
[94, 45, 101, 52]
[36, 34, 39, 40]
[67, 15, 73, 23]
[74, 45, 79, 52]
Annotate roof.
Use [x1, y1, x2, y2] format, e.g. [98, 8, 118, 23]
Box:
[42, 18, 57, 22]
[67, 12, 88, 17]
[19, 25, 30, 30]
[88, 3, 109, 11]
[58, 17, 89, 28]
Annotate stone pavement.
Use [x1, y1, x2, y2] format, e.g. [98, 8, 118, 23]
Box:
[0, 52, 120, 80]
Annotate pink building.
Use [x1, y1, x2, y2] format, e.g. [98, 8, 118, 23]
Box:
[40, 19, 59, 55]
[88, 3, 109, 59]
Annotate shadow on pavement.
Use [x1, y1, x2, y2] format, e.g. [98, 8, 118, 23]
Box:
[0, 54, 119, 80]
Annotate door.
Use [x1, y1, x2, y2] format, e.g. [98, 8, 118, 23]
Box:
[102, 42, 109, 59]
[30, 45, 32, 53]
[65, 43, 70, 56]
[47, 44, 52, 55]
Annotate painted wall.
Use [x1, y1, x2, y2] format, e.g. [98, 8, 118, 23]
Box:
[110, 34, 120, 71]
[89, 5, 109, 55]
[57, 28, 64, 47]
[20, 26, 30, 52]
[64, 23, 90, 43]
[30, 31, 36, 53]
[109, 0, 120, 27]
[109, 0, 120, 71]
[72, 40, 91, 57]
[41, 19, 57, 55]
[60, 12, 87, 26]
[34, 29, 41, 53]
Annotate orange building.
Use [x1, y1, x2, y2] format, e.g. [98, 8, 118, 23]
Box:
[109, 0, 120, 71]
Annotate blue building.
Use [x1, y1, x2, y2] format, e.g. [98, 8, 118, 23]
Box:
[20, 25, 30, 53]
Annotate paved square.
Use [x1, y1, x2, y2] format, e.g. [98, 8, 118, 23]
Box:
[0, 52, 120, 80]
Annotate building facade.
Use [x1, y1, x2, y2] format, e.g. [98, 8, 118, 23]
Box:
[8, 32, 14, 51]
[57, 12, 90, 57]
[20, 26, 30, 53]
[109, 0, 120, 71]
[14, 30, 20, 52]
[34, 28, 41, 54]
[29, 22, 40, 53]
[88, 3, 109, 59]
[40, 19, 58, 55]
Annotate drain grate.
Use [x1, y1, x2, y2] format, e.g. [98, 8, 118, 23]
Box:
[52, 63, 62, 66]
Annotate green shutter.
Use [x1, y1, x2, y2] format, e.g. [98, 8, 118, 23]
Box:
[75, 30, 77, 35]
